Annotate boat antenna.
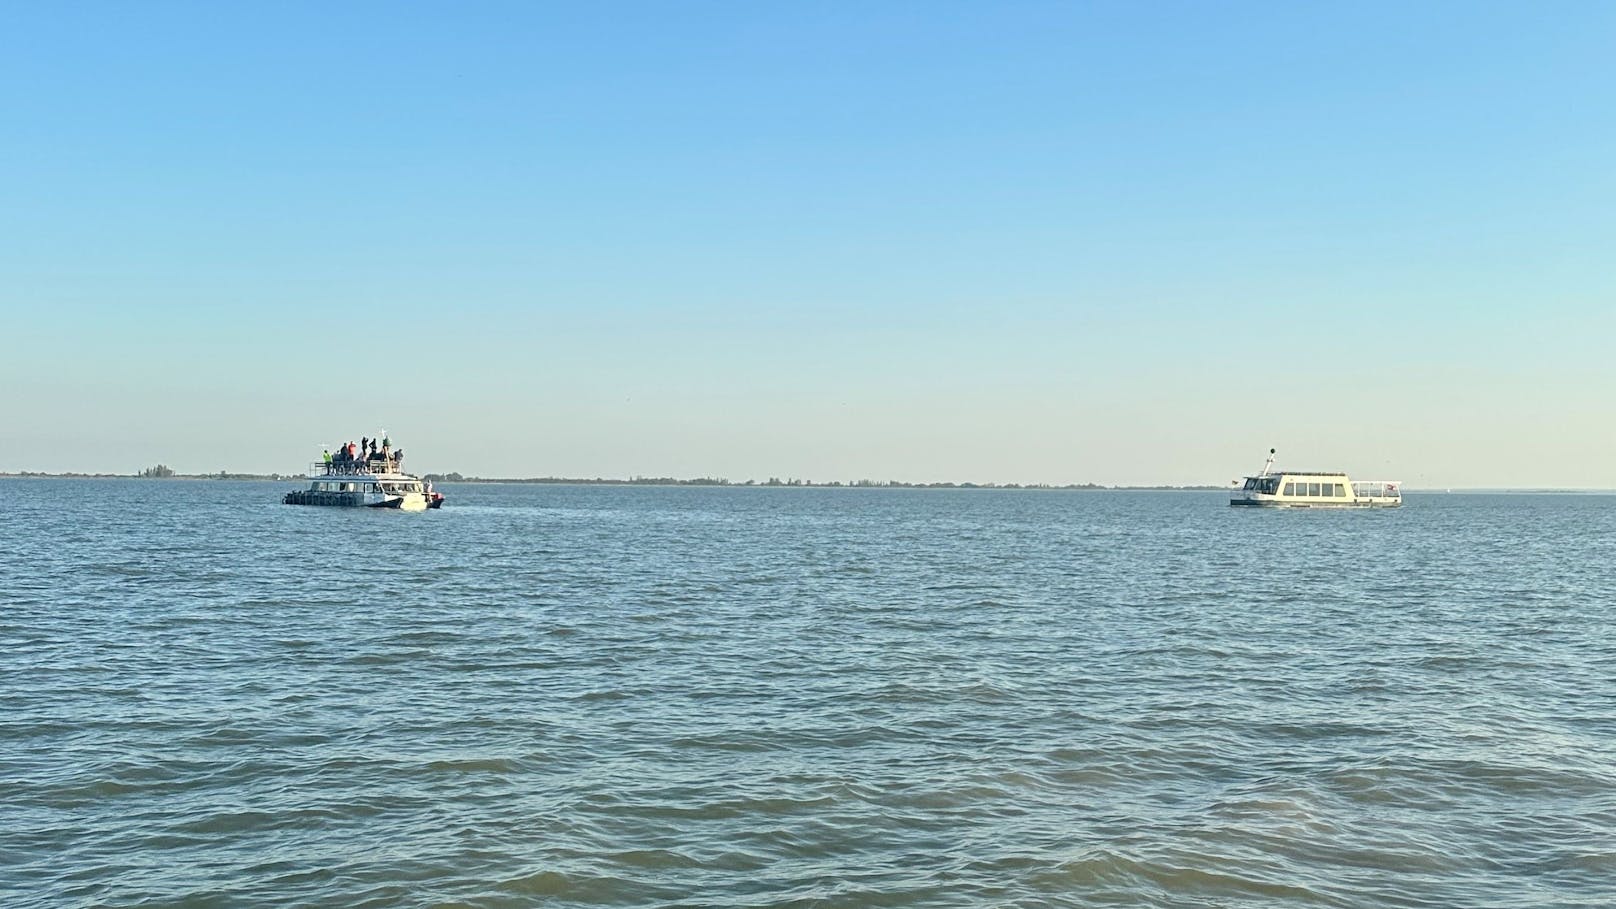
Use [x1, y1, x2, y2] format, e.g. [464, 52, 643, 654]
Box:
[1260, 448, 1276, 477]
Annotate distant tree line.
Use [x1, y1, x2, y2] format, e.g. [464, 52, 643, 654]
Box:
[418, 473, 1211, 490]
[0, 467, 1217, 489]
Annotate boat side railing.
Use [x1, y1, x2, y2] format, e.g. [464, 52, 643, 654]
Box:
[309, 460, 403, 476]
[1351, 480, 1402, 499]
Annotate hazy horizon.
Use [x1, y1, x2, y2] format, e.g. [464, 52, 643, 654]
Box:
[5, 462, 1613, 494]
[5, 4, 1614, 489]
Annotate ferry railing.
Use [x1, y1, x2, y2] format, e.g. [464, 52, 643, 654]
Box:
[309, 460, 403, 476]
[1351, 480, 1402, 499]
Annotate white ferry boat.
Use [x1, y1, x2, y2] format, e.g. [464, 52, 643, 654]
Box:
[283, 452, 443, 511]
[1231, 449, 1401, 508]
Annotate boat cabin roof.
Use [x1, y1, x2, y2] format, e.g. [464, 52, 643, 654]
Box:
[1276, 470, 1347, 477]
[1246, 470, 1348, 479]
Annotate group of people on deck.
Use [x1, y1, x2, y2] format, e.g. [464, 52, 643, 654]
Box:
[323, 435, 405, 474]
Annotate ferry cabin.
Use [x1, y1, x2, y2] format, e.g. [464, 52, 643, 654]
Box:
[1232, 471, 1401, 508]
[284, 468, 431, 510]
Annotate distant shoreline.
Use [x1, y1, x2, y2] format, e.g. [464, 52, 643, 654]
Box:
[0, 470, 1221, 490]
[5, 472, 1615, 492]
[424, 476, 1227, 491]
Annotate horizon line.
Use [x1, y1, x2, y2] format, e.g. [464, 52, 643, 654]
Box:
[2, 470, 1613, 494]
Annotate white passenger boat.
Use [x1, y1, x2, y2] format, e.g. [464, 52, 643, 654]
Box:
[1230, 449, 1401, 508]
[283, 454, 443, 511]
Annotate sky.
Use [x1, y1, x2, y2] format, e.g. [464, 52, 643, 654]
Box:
[4, 2, 1615, 487]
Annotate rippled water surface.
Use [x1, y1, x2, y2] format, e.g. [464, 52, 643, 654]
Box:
[5, 480, 1615, 908]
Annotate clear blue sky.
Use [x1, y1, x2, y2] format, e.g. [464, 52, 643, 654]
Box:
[4, 2, 1614, 486]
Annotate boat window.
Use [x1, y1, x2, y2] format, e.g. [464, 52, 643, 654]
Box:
[1260, 477, 1279, 494]
[1332, 483, 1345, 497]
[1307, 482, 1321, 496]
[1243, 478, 1257, 490]
[1283, 483, 1294, 495]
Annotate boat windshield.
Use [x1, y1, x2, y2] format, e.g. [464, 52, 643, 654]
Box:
[1243, 476, 1281, 494]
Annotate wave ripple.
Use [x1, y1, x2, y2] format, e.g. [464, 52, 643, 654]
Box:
[4, 481, 1615, 907]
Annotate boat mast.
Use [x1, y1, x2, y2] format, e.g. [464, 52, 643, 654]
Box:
[1259, 448, 1276, 477]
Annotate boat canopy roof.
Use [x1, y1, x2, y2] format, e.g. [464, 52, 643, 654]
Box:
[1252, 470, 1349, 478]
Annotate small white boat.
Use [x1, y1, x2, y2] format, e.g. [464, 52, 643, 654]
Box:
[283, 453, 443, 511]
[1230, 449, 1401, 508]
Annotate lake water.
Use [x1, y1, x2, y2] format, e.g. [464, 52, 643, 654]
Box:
[4, 480, 1614, 908]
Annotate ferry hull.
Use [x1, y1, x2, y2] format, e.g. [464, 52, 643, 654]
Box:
[284, 490, 375, 507]
[1231, 498, 1401, 508]
[284, 491, 430, 510]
